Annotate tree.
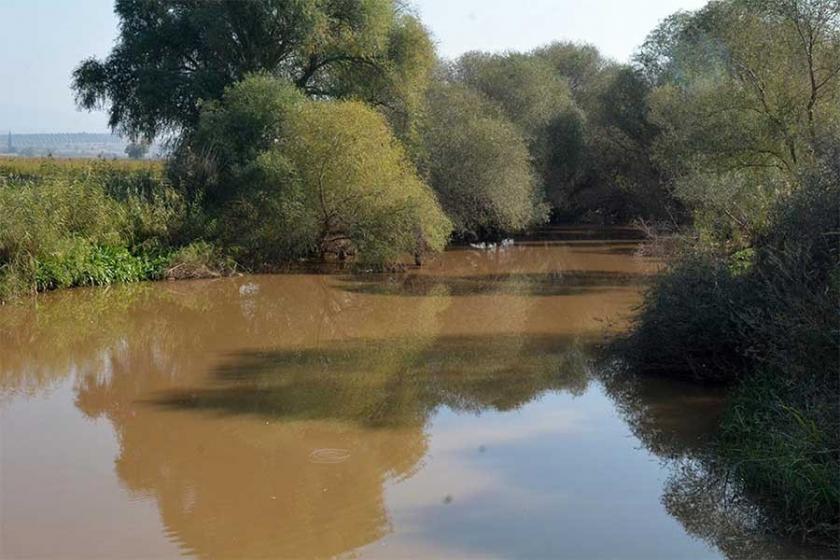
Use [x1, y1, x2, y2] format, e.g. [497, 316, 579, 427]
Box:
[418, 83, 546, 237]
[73, 0, 435, 141]
[124, 142, 149, 160]
[449, 52, 581, 210]
[195, 76, 451, 266]
[281, 98, 451, 264]
[533, 41, 607, 112]
[637, 0, 840, 243]
[640, 0, 840, 175]
[184, 73, 306, 205]
[452, 51, 576, 146]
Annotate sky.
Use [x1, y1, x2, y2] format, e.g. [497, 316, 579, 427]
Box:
[0, 0, 706, 134]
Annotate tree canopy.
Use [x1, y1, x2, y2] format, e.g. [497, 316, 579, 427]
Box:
[637, 0, 840, 242]
[73, 0, 435, 140]
[194, 75, 450, 266]
[419, 83, 546, 237]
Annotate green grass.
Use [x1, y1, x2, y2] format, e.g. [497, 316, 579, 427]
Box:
[720, 372, 840, 545]
[0, 159, 204, 302]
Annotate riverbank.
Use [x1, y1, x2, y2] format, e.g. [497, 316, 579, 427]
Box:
[0, 158, 648, 303]
[616, 168, 840, 548]
[0, 159, 232, 302]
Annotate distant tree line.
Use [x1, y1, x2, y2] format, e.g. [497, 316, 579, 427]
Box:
[71, 0, 686, 255]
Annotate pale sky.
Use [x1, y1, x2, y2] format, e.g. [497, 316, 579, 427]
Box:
[0, 0, 706, 133]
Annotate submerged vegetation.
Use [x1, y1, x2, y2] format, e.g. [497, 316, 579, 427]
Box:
[0, 0, 837, 549]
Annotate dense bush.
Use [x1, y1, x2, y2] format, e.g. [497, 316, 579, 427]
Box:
[189, 75, 452, 268]
[619, 254, 750, 381]
[0, 166, 189, 301]
[419, 83, 547, 237]
[620, 164, 840, 544]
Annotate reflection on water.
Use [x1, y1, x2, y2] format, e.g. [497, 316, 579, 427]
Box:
[153, 335, 589, 427]
[0, 230, 832, 559]
[603, 371, 833, 560]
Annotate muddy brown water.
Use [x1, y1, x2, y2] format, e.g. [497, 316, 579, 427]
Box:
[0, 229, 830, 559]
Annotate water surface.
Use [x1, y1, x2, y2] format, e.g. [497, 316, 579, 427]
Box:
[0, 229, 828, 559]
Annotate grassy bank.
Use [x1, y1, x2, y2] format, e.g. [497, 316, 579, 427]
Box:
[618, 166, 840, 546]
[0, 158, 231, 302]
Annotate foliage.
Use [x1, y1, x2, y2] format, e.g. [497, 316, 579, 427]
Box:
[439, 44, 674, 223]
[452, 51, 576, 145]
[72, 0, 435, 141]
[639, 0, 840, 241]
[279, 98, 451, 265]
[533, 42, 607, 110]
[670, 166, 790, 248]
[125, 142, 149, 160]
[620, 160, 840, 545]
[178, 74, 307, 206]
[418, 83, 546, 237]
[449, 51, 583, 206]
[0, 165, 189, 301]
[189, 76, 451, 267]
[619, 254, 750, 381]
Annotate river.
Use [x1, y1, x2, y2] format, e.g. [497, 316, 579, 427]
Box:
[0, 228, 827, 559]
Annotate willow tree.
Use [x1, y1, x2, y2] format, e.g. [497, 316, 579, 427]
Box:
[418, 84, 546, 238]
[72, 0, 435, 141]
[640, 0, 840, 174]
[195, 75, 450, 266]
[451, 52, 577, 145]
[637, 0, 840, 242]
[281, 99, 451, 264]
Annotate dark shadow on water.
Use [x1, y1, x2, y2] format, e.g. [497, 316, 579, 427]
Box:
[151, 334, 592, 428]
[600, 368, 835, 559]
[338, 271, 650, 297]
[516, 226, 647, 242]
[585, 245, 644, 256]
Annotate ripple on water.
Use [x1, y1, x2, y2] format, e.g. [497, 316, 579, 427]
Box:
[309, 448, 352, 464]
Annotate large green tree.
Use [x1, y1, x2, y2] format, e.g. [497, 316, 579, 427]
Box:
[194, 75, 451, 266]
[449, 52, 581, 209]
[451, 51, 576, 147]
[640, 0, 840, 174]
[73, 0, 434, 140]
[637, 0, 840, 242]
[418, 83, 546, 237]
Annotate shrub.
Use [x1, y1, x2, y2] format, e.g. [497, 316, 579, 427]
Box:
[620, 161, 840, 545]
[163, 241, 236, 280]
[620, 254, 750, 382]
[419, 84, 547, 238]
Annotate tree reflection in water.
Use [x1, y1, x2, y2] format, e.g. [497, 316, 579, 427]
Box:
[2, 237, 828, 559]
[602, 369, 832, 560]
